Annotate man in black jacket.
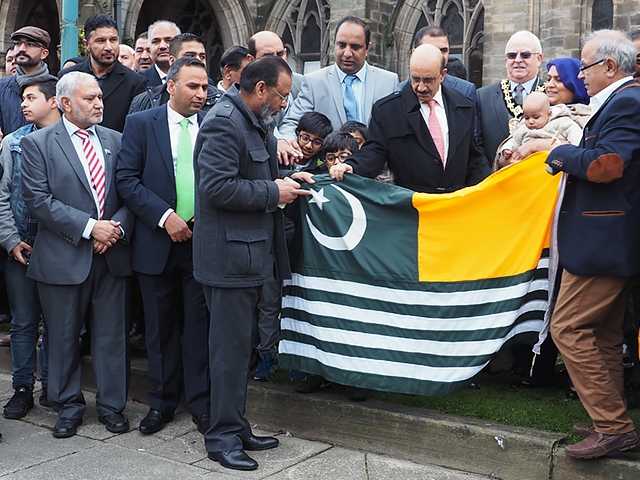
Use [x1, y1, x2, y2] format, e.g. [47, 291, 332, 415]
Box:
[58, 14, 146, 132]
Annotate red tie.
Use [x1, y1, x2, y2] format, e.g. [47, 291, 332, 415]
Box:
[75, 129, 106, 219]
[427, 99, 445, 165]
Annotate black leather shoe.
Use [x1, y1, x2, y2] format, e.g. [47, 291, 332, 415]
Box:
[242, 434, 279, 451]
[99, 412, 130, 433]
[208, 449, 258, 471]
[53, 417, 82, 438]
[139, 409, 174, 434]
[192, 413, 210, 434]
[347, 386, 369, 402]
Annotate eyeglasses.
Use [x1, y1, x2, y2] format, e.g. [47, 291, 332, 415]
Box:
[268, 86, 289, 105]
[409, 76, 439, 86]
[579, 58, 607, 73]
[12, 39, 43, 49]
[505, 51, 538, 60]
[325, 152, 351, 164]
[297, 133, 323, 148]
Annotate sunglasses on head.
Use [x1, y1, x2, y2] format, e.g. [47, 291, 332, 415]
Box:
[506, 51, 537, 60]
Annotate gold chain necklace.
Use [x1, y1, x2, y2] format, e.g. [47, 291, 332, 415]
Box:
[500, 79, 546, 132]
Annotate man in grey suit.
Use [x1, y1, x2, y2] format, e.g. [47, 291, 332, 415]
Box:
[21, 72, 133, 438]
[477, 31, 545, 161]
[277, 16, 399, 163]
[194, 56, 312, 471]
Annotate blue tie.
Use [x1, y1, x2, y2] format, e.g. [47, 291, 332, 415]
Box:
[343, 75, 358, 122]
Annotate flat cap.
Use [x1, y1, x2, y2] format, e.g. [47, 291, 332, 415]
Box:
[11, 26, 51, 49]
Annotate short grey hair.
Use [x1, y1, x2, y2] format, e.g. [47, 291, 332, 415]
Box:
[505, 31, 543, 56]
[147, 20, 181, 40]
[56, 71, 98, 110]
[582, 29, 637, 76]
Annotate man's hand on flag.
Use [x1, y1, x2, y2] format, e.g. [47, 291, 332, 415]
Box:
[276, 176, 311, 205]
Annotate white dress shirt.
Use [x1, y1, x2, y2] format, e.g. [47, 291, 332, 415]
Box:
[588, 76, 634, 116]
[63, 116, 106, 238]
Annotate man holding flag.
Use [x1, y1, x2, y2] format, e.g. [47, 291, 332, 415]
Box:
[330, 43, 489, 192]
[546, 29, 640, 459]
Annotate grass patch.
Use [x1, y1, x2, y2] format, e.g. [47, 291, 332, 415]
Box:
[273, 367, 640, 440]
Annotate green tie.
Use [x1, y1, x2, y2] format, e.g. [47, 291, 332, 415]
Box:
[175, 118, 194, 221]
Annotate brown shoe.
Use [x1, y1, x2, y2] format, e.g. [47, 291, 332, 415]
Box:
[573, 423, 595, 438]
[0, 334, 10, 347]
[565, 430, 639, 459]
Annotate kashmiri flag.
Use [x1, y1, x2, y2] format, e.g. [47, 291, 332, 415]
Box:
[279, 152, 561, 396]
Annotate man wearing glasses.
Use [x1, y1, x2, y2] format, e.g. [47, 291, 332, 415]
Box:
[0, 26, 51, 137]
[545, 29, 640, 460]
[477, 30, 545, 161]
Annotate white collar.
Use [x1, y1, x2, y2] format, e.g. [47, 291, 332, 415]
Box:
[336, 63, 367, 84]
[589, 76, 634, 115]
[167, 102, 198, 125]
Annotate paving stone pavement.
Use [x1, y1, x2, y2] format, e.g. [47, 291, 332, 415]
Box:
[0, 372, 490, 479]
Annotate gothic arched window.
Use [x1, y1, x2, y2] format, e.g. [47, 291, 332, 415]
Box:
[592, 0, 613, 30]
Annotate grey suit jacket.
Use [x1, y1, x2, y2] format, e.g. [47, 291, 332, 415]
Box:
[20, 120, 133, 285]
[278, 63, 399, 139]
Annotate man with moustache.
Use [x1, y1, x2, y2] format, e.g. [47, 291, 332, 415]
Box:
[59, 14, 146, 132]
[116, 57, 211, 435]
[21, 72, 133, 438]
[134, 33, 153, 72]
[0, 26, 51, 137]
[193, 55, 312, 471]
[277, 16, 399, 164]
[138, 21, 181, 87]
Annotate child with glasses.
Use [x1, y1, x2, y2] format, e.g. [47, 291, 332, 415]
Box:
[292, 112, 333, 171]
[322, 132, 359, 169]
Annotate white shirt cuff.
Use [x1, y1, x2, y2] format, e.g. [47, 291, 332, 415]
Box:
[159, 208, 174, 228]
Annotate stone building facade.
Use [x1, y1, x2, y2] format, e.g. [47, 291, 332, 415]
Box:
[1, 0, 639, 86]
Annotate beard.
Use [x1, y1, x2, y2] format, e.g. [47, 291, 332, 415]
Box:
[15, 52, 39, 69]
[258, 102, 277, 128]
[70, 100, 103, 126]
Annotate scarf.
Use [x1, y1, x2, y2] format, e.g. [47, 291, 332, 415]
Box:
[15, 62, 50, 87]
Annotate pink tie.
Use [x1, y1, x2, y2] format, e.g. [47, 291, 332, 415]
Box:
[75, 129, 106, 219]
[427, 99, 445, 165]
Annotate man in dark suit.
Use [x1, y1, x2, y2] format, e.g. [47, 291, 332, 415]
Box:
[331, 44, 489, 193]
[408, 26, 480, 143]
[477, 30, 545, 160]
[193, 56, 312, 471]
[138, 20, 181, 87]
[116, 57, 211, 435]
[546, 29, 640, 460]
[58, 14, 146, 132]
[21, 71, 133, 438]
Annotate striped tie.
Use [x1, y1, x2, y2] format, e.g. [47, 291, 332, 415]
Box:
[75, 129, 106, 219]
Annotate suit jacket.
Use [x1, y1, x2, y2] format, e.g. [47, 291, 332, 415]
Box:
[477, 77, 542, 161]
[20, 120, 133, 285]
[546, 80, 640, 276]
[192, 85, 290, 288]
[138, 66, 163, 87]
[346, 82, 490, 193]
[278, 63, 399, 139]
[59, 59, 147, 132]
[115, 105, 205, 275]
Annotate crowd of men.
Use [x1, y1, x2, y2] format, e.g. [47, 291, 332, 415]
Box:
[1, 11, 640, 469]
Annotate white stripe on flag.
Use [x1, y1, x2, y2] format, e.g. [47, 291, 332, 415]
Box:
[280, 319, 542, 383]
[281, 317, 543, 357]
[282, 296, 548, 332]
[284, 272, 548, 307]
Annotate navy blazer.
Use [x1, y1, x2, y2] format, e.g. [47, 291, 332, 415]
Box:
[115, 105, 203, 275]
[346, 82, 489, 193]
[547, 80, 640, 276]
